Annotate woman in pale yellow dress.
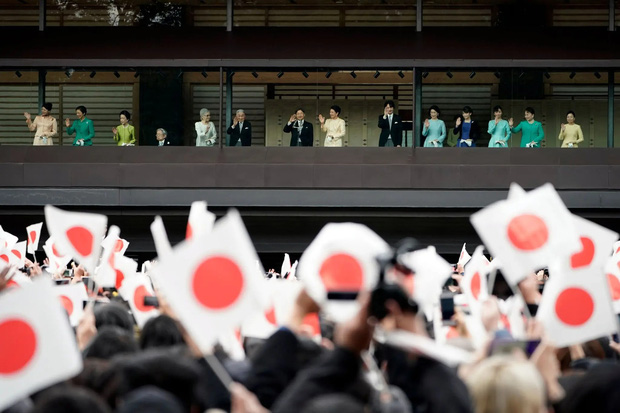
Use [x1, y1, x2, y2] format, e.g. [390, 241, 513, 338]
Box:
[558, 110, 584, 148]
[24, 102, 58, 146]
[319, 105, 345, 147]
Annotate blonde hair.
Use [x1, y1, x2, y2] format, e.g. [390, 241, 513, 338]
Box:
[466, 356, 545, 413]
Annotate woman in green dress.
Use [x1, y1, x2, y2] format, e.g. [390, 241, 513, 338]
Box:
[112, 110, 136, 146]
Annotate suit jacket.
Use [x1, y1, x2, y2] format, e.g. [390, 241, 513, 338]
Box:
[227, 121, 252, 146]
[378, 114, 403, 146]
[453, 119, 481, 143]
[157, 137, 177, 146]
[283, 120, 314, 146]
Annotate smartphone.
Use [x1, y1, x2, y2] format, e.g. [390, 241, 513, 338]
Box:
[63, 269, 73, 278]
[54, 279, 70, 285]
[326, 291, 359, 301]
[490, 338, 541, 357]
[440, 292, 456, 326]
[144, 296, 160, 308]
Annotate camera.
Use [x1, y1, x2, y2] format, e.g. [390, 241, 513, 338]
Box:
[144, 296, 159, 308]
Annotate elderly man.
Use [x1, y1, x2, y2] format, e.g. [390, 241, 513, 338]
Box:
[227, 109, 252, 146]
[155, 128, 175, 146]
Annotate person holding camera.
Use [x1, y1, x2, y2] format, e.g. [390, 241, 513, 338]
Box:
[283, 108, 314, 147]
[65, 105, 95, 146]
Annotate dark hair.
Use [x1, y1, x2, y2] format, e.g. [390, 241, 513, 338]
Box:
[384, 100, 395, 109]
[75, 105, 87, 115]
[139, 315, 185, 350]
[295, 107, 305, 114]
[567, 110, 576, 118]
[119, 110, 131, 121]
[525, 107, 535, 115]
[83, 326, 139, 360]
[301, 394, 366, 413]
[493, 105, 503, 113]
[116, 386, 184, 413]
[429, 105, 441, 116]
[94, 302, 134, 333]
[330, 105, 341, 115]
[32, 386, 111, 413]
[42, 102, 53, 111]
[462, 106, 473, 114]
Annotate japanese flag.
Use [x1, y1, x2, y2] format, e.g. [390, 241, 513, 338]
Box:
[44, 205, 107, 274]
[400, 246, 453, 321]
[101, 232, 129, 257]
[151, 209, 266, 353]
[26, 223, 43, 255]
[150, 216, 172, 260]
[186, 201, 216, 240]
[507, 182, 527, 200]
[605, 252, 620, 313]
[567, 215, 619, 274]
[613, 241, 620, 256]
[241, 280, 280, 339]
[119, 274, 160, 328]
[0, 279, 83, 411]
[54, 283, 88, 327]
[281, 253, 292, 278]
[0, 225, 18, 249]
[297, 223, 391, 323]
[537, 263, 618, 347]
[461, 246, 490, 316]
[93, 226, 120, 288]
[288, 260, 299, 281]
[470, 183, 580, 285]
[0, 241, 26, 268]
[4, 271, 32, 290]
[42, 237, 72, 273]
[457, 243, 472, 267]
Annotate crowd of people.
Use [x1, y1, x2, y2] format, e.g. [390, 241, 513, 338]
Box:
[22, 101, 585, 148]
[1, 196, 620, 413]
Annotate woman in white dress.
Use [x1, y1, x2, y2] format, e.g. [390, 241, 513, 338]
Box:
[195, 108, 217, 146]
[319, 105, 345, 147]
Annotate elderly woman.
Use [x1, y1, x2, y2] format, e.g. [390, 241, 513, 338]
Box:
[195, 108, 217, 147]
[509, 107, 544, 148]
[24, 102, 58, 146]
[558, 111, 584, 148]
[319, 105, 346, 147]
[112, 110, 136, 146]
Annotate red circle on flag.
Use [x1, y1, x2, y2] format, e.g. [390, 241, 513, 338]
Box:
[192, 256, 244, 310]
[555, 287, 594, 326]
[507, 214, 549, 251]
[114, 239, 124, 253]
[607, 274, 620, 301]
[319, 253, 364, 292]
[66, 226, 93, 256]
[11, 250, 21, 260]
[29, 231, 36, 244]
[265, 307, 277, 325]
[570, 237, 595, 269]
[134, 285, 155, 312]
[471, 272, 481, 300]
[186, 223, 193, 240]
[115, 270, 124, 289]
[0, 319, 37, 374]
[7, 279, 19, 288]
[52, 243, 62, 257]
[0, 254, 8, 263]
[59, 295, 74, 316]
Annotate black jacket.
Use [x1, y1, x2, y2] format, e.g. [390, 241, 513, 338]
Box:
[283, 120, 314, 147]
[378, 114, 403, 146]
[227, 121, 252, 146]
[452, 119, 481, 143]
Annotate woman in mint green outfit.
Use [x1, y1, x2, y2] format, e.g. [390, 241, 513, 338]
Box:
[65, 105, 95, 146]
[112, 110, 136, 146]
[422, 105, 446, 147]
[509, 107, 544, 148]
[487, 105, 511, 147]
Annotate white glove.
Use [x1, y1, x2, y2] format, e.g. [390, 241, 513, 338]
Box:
[498, 140, 505, 146]
[568, 143, 574, 148]
[464, 139, 472, 147]
[432, 140, 438, 147]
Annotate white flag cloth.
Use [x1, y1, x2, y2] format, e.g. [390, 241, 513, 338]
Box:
[93, 226, 120, 288]
[613, 241, 620, 256]
[101, 232, 129, 257]
[150, 216, 172, 260]
[0, 225, 18, 249]
[400, 246, 453, 321]
[461, 246, 490, 316]
[5, 271, 32, 289]
[151, 209, 266, 353]
[537, 216, 619, 347]
[297, 223, 391, 323]
[42, 237, 72, 273]
[471, 183, 580, 285]
[280, 253, 292, 278]
[186, 201, 216, 240]
[288, 260, 299, 281]
[111, 254, 138, 291]
[457, 243, 472, 267]
[119, 274, 160, 328]
[44, 205, 107, 274]
[0, 279, 83, 411]
[54, 283, 88, 327]
[507, 182, 527, 200]
[605, 254, 620, 313]
[26, 223, 43, 255]
[0, 241, 26, 268]
[241, 280, 279, 339]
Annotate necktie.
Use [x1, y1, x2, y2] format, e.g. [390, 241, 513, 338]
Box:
[389, 115, 392, 128]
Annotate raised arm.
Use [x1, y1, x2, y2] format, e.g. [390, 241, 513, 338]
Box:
[66, 120, 75, 135]
[378, 115, 389, 129]
[511, 121, 522, 134]
[487, 120, 497, 135]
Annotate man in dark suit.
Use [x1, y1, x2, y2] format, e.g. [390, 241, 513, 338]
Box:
[155, 128, 177, 146]
[283, 108, 314, 146]
[378, 100, 403, 147]
[227, 109, 252, 146]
